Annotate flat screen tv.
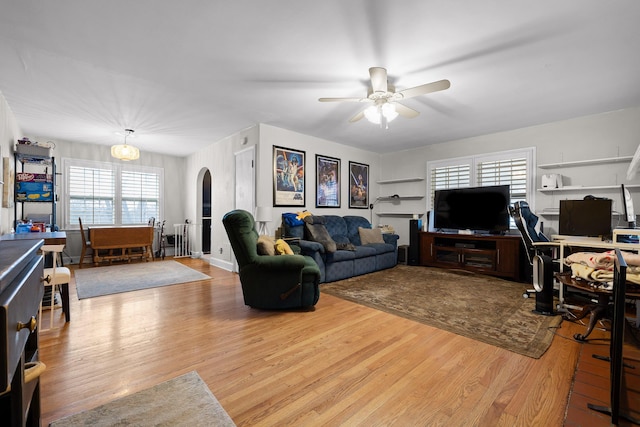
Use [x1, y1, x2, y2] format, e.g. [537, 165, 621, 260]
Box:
[558, 198, 612, 237]
[433, 185, 511, 233]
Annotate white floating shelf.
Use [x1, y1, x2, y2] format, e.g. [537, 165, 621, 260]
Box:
[376, 177, 424, 184]
[538, 156, 633, 169]
[538, 184, 640, 192]
[377, 195, 424, 200]
[376, 212, 424, 217]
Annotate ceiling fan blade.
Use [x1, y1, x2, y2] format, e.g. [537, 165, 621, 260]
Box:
[318, 97, 364, 102]
[349, 110, 366, 123]
[369, 67, 388, 94]
[393, 102, 420, 119]
[396, 79, 451, 100]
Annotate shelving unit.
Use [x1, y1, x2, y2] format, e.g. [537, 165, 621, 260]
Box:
[373, 177, 425, 218]
[14, 147, 57, 230]
[538, 184, 640, 193]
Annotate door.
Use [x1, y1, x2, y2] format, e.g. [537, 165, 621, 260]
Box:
[234, 146, 255, 271]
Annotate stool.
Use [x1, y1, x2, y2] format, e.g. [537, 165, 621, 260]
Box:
[40, 244, 71, 329]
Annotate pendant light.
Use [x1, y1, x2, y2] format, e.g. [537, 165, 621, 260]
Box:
[111, 129, 140, 161]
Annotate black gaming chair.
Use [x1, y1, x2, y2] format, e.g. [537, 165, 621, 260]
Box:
[509, 201, 560, 315]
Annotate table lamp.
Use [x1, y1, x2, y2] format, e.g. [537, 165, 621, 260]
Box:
[255, 206, 273, 236]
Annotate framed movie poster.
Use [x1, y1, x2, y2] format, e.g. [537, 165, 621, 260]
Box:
[316, 154, 340, 208]
[349, 161, 369, 209]
[273, 145, 305, 207]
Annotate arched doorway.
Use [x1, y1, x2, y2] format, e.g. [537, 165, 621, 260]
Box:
[201, 169, 212, 254]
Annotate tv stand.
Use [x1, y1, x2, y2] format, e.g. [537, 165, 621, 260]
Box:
[419, 232, 521, 281]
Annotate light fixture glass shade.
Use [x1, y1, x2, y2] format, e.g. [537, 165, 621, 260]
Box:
[364, 102, 398, 126]
[111, 144, 140, 161]
[111, 129, 140, 161]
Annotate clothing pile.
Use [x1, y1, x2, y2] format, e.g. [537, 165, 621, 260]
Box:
[564, 250, 640, 289]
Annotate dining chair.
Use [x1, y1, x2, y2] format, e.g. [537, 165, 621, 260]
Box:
[78, 217, 92, 268]
[40, 244, 71, 329]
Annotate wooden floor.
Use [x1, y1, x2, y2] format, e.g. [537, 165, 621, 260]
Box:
[37, 258, 638, 426]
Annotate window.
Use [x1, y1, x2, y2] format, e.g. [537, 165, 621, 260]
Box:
[426, 148, 535, 210]
[63, 158, 163, 228]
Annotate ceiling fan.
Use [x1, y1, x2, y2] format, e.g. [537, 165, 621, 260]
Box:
[319, 67, 450, 128]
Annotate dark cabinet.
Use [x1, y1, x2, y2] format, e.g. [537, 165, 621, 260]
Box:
[0, 240, 45, 426]
[419, 232, 521, 281]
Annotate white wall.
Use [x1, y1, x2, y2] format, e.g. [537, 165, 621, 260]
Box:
[184, 125, 260, 270]
[0, 91, 22, 234]
[380, 107, 640, 244]
[256, 123, 381, 229]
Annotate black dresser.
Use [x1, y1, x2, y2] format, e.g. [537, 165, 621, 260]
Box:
[0, 239, 45, 426]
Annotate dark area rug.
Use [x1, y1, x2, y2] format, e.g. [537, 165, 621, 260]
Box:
[322, 265, 562, 358]
[49, 371, 235, 426]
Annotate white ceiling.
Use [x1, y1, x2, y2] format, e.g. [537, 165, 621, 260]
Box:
[1, 1, 639, 157]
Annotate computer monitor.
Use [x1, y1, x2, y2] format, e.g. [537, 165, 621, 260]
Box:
[558, 199, 612, 238]
[620, 184, 636, 228]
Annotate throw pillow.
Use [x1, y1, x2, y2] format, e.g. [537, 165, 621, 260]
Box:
[304, 221, 337, 253]
[359, 227, 385, 245]
[274, 239, 294, 255]
[257, 235, 276, 256]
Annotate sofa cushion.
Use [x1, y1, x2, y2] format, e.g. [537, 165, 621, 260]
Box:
[324, 215, 349, 239]
[257, 235, 276, 256]
[358, 227, 385, 245]
[304, 217, 337, 253]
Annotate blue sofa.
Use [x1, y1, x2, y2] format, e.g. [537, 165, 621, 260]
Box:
[283, 215, 399, 283]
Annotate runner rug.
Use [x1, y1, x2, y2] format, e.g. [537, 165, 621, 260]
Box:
[49, 371, 235, 426]
[321, 265, 562, 358]
[74, 260, 211, 299]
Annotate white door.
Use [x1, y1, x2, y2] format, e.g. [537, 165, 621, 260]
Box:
[233, 146, 255, 271]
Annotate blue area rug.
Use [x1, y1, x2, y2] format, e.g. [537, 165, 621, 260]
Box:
[74, 260, 211, 299]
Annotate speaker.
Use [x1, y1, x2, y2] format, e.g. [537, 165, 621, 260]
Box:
[408, 219, 421, 265]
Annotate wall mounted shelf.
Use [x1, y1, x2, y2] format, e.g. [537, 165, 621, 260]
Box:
[377, 195, 424, 200]
[376, 177, 424, 184]
[538, 184, 640, 193]
[376, 212, 424, 217]
[538, 156, 633, 169]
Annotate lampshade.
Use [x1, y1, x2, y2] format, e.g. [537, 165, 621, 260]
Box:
[111, 129, 140, 161]
[255, 206, 273, 223]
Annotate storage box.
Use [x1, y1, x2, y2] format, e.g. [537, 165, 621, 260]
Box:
[15, 144, 52, 158]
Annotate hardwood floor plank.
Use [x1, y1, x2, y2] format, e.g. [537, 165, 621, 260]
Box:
[38, 258, 607, 426]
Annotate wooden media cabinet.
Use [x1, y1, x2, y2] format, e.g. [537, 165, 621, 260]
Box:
[419, 232, 521, 281]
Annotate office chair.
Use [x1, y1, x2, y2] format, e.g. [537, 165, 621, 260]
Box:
[509, 201, 560, 315]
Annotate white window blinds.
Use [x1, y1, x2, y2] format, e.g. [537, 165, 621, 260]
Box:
[63, 158, 163, 228]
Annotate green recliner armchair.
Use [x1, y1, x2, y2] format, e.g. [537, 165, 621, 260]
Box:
[222, 209, 321, 309]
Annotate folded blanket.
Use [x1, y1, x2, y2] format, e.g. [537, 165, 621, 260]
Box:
[565, 251, 614, 270]
[570, 263, 596, 281]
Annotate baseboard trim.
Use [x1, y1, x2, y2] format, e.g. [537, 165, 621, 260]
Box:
[210, 258, 233, 272]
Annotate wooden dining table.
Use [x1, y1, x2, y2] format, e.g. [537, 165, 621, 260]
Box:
[89, 226, 154, 266]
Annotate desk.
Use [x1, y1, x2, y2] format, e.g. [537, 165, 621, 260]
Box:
[551, 235, 640, 307]
[89, 226, 153, 266]
[556, 272, 640, 340]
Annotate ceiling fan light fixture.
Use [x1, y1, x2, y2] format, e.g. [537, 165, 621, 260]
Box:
[364, 102, 398, 128]
[111, 129, 140, 161]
